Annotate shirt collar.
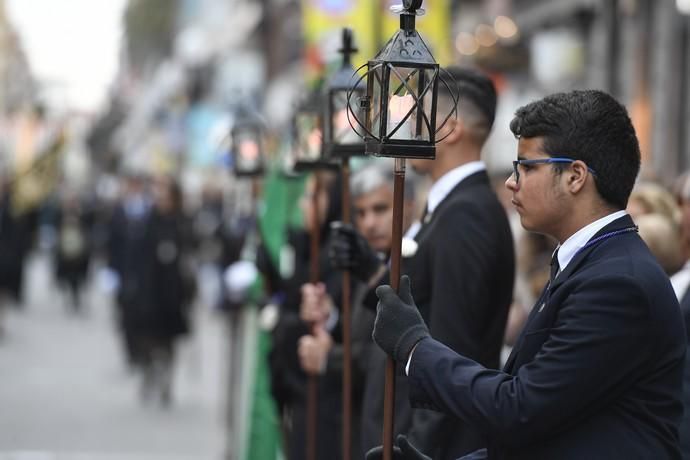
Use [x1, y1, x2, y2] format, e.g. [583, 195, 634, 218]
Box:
[556, 210, 628, 271]
[426, 161, 486, 213]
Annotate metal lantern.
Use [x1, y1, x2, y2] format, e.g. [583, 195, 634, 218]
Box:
[231, 103, 265, 177]
[323, 28, 365, 159]
[291, 90, 339, 171]
[348, 0, 458, 159]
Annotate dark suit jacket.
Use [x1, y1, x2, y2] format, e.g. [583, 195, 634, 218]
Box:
[361, 170, 515, 458]
[408, 215, 686, 459]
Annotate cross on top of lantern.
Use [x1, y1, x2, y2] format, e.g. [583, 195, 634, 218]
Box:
[322, 28, 365, 159]
[231, 100, 265, 177]
[348, 0, 459, 159]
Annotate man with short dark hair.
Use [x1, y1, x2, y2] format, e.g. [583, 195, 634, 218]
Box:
[332, 67, 515, 458]
[369, 90, 687, 459]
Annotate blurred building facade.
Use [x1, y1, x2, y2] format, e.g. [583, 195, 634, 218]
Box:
[0, 0, 33, 114]
[456, 0, 690, 183]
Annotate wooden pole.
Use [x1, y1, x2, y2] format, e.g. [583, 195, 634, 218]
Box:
[383, 158, 406, 460]
[307, 173, 321, 460]
[340, 160, 353, 460]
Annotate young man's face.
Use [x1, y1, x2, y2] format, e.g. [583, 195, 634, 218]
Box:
[354, 184, 394, 253]
[505, 136, 569, 237]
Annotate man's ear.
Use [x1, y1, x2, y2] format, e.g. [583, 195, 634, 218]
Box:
[438, 117, 463, 145]
[567, 160, 589, 194]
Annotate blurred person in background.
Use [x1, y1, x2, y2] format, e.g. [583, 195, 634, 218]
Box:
[0, 176, 34, 337]
[627, 181, 680, 224]
[0, 176, 35, 313]
[133, 176, 196, 406]
[636, 213, 684, 276]
[670, 170, 690, 459]
[332, 67, 515, 459]
[52, 188, 95, 314]
[627, 180, 684, 275]
[266, 170, 345, 460]
[106, 173, 152, 371]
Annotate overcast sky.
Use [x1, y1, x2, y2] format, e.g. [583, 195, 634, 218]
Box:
[6, 0, 127, 113]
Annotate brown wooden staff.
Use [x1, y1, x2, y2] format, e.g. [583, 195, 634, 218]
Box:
[340, 159, 353, 460]
[307, 172, 322, 460]
[383, 158, 406, 460]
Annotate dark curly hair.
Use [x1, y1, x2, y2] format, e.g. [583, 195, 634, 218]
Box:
[509, 90, 640, 210]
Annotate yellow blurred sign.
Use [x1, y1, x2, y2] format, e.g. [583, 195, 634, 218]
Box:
[302, 0, 379, 84]
[302, 0, 453, 85]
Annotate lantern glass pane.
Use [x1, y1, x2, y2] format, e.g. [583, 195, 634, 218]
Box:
[234, 129, 262, 173]
[296, 113, 323, 161]
[332, 89, 361, 145]
[368, 64, 384, 138]
[386, 66, 435, 142]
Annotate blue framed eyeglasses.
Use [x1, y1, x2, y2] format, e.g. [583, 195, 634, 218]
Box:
[511, 157, 597, 184]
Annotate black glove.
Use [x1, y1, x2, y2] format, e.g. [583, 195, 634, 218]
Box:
[373, 275, 429, 363]
[365, 434, 431, 460]
[328, 222, 383, 282]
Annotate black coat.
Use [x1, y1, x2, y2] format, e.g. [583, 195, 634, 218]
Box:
[408, 215, 686, 459]
[0, 194, 34, 300]
[361, 170, 515, 459]
[108, 206, 193, 338]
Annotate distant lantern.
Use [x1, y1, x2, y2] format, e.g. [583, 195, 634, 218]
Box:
[348, 0, 458, 159]
[290, 90, 339, 171]
[323, 28, 366, 159]
[231, 103, 265, 177]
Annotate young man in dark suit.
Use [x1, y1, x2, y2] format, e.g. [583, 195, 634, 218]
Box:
[369, 90, 687, 459]
[330, 67, 515, 458]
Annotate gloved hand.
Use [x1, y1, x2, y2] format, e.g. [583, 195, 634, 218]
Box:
[373, 275, 429, 363]
[365, 434, 431, 460]
[328, 222, 383, 282]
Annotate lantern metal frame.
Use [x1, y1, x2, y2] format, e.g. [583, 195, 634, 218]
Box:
[231, 103, 266, 177]
[323, 28, 366, 159]
[347, 0, 458, 159]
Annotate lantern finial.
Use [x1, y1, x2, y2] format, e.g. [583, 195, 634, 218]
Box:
[338, 28, 357, 67]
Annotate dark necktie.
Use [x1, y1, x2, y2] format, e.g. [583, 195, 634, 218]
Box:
[550, 249, 560, 283]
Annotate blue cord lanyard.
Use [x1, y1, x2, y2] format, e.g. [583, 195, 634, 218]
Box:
[540, 225, 639, 308]
[571, 225, 639, 260]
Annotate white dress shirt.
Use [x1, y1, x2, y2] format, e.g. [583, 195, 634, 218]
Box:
[670, 261, 690, 300]
[404, 161, 486, 241]
[555, 210, 628, 273]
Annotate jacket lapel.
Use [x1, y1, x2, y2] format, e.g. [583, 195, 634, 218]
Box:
[549, 214, 637, 292]
[503, 214, 637, 373]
